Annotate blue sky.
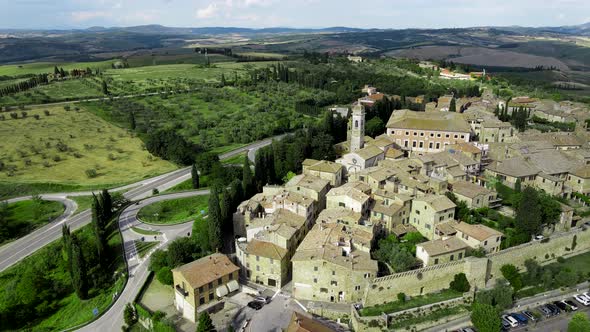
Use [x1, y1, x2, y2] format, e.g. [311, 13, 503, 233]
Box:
[1, 0, 589, 29]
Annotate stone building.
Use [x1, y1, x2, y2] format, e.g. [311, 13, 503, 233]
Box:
[285, 174, 331, 210]
[291, 222, 378, 304]
[451, 180, 500, 209]
[409, 194, 456, 240]
[416, 237, 468, 266]
[326, 181, 372, 216]
[172, 254, 239, 322]
[302, 159, 345, 187]
[386, 109, 471, 154]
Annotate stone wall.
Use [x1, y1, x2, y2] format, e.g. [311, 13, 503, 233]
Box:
[363, 227, 590, 306]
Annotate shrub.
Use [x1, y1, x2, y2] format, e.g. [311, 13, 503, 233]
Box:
[33, 114, 40, 120]
[557, 256, 566, 263]
[43, 110, 50, 116]
[450, 273, 471, 292]
[397, 292, 406, 303]
[85, 169, 98, 178]
[156, 267, 173, 285]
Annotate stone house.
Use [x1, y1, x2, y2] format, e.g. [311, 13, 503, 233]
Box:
[409, 194, 456, 240]
[451, 221, 503, 253]
[326, 181, 372, 216]
[302, 159, 345, 187]
[451, 180, 500, 209]
[567, 166, 590, 194]
[416, 237, 468, 266]
[172, 254, 239, 322]
[285, 174, 331, 210]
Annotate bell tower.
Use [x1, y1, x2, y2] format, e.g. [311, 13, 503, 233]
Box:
[350, 101, 365, 152]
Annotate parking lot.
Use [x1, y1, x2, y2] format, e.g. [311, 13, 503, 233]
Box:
[506, 292, 590, 331]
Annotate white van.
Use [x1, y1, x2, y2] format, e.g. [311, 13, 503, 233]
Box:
[502, 314, 519, 328]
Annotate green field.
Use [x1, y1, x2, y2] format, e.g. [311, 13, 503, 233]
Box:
[134, 240, 160, 258]
[0, 199, 64, 245]
[68, 195, 94, 214]
[0, 59, 117, 77]
[221, 152, 248, 165]
[137, 195, 209, 224]
[0, 105, 176, 187]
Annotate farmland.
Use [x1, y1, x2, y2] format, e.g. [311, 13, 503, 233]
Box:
[0, 105, 176, 188]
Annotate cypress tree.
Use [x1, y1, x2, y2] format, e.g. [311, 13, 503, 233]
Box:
[92, 194, 108, 266]
[101, 189, 112, 220]
[220, 188, 232, 231]
[102, 80, 109, 95]
[192, 164, 200, 189]
[62, 224, 72, 264]
[129, 111, 136, 130]
[69, 236, 89, 299]
[449, 98, 456, 112]
[208, 186, 222, 251]
[196, 312, 216, 332]
[516, 187, 542, 237]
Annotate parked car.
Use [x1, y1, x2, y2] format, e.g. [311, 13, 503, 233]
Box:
[574, 294, 590, 306]
[583, 292, 590, 300]
[254, 296, 271, 304]
[247, 301, 264, 310]
[545, 303, 561, 315]
[502, 314, 519, 328]
[501, 319, 511, 331]
[522, 310, 537, 322]
[554, 301, 568, 311]
[563, 300, 578, 311]
[510, 313, 528, 325]
[538, 305, 553, 317]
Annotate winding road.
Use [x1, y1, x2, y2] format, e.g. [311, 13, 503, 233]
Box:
[0, 133, 284, 273]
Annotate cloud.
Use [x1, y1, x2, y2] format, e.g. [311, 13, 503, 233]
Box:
[70, 10, 111, 22]
[196, 3, 218, 19]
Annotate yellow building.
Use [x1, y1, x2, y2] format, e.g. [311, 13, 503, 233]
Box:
[302, 159, 345, 187]
[409, 194, 456, 240]
[416, 237, 468, 266]
[172, 254, 239, 322]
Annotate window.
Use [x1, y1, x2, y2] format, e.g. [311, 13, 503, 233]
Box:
[339, 202, 345, 207]
[459, 253, 463, 259]
[484, 240, 488, 245]
[496, 237, 500, 242]
[434, 258, 439, 265]
[439, 216, 444, 221]
[454, 134, 458, 139]
[217, 277, 222, 285]
[199, 286, 203, 293]
[460, 135, 464, 139]
[425, 223, 431, 229]
[445, 134, 450, 138]
[404, 140, 409, 147]
[200, 297, 205, 305]
[332, 270, 336, 276]
[256, 256, 260, 262]
[256, 265, 260, 271]
[331, 280, 338, 286]
[437, 133, 441, 138]
[450, 255, 454, 261]
[415, 210, 420, 215]
[429, 142, 433, 149]
[419, 141, 424, 148]
[208, 282, 213, 289]
[355, 285, 361, 291]
[314, 266, 318, 271]
[436, 142, 441, 149]
[355, 120, 358, 128]
[420, 132, 424, 137]
[229, 273, 234, 280]
[364, 273, 371, 278]
[413, 132, 417, 136]
[313, 278, 318, 283]
[412, 141, 417, 147]
[209, 293, 214, 300]
[405, 131, 409, 136]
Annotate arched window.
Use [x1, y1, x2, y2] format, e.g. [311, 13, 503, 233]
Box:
[355, 120, 358, 128]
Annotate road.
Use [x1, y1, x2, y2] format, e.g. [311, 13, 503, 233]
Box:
[78, 190, 209, 332]
[0, 134, 286, 273]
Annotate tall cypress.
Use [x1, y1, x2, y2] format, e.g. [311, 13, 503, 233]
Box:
[70, 236, 89, 299]
[516, 187, 542, 237]
[101, 189, 112, 220]
[192, 164, 200, 189]
[220, 189, 232, 231]
[208, 186, 222, 251]
[92, 194, 108, 266]
[242, 155, 254, 196]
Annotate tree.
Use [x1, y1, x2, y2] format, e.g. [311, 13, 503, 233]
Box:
[397, 292, 406, 303]
[450, 273, 471, 292]
[197, 312, 216, 332]
[156, 267, 173, 285]
[102, 80, 109, 95]
[515, 187, 542, 237]
[568, 312, 590, 332]
[449, 98, 456, 112]
[191, 164, 200, 189]
[365, 117, 385, 137]
[208, 187, 222, 251]
[69, 236, 89, 299]
[124, 303, 137, 327]
[62, 224, 72, 263]
[242, 155, 254, 197]
[514, 179, 521, 193]
[92, 194, 108, 266]
[500, 264, 523, 291]
[101, 189, 113, 220]
[220, 189, 232, 231]
[471, 303, 501, 332]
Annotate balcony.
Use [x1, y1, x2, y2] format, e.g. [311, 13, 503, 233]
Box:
[175, 285, 189, 297]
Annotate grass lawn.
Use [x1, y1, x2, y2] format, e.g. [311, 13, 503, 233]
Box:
[138, 277, 174, 313]
[0, 105, 177, 187]
[212, 143, 248, 156]
[0, 199, 64, 245]
[359, 289, 462, 316]
[137, 195, 209, 224]
[220, 151, 247, 165]
[162, 175, 210, 193]
[131, 227, 162, 236]
[69, 195, 94, 214]
[134, 240, 160, 259]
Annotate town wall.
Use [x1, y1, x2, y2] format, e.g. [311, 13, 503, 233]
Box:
[363, 227, 590, 306]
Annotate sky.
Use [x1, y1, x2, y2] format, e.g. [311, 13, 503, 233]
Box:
[1, 0, 589, 30]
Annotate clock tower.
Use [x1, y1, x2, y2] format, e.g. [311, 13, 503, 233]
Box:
[350, 102, 365, 152]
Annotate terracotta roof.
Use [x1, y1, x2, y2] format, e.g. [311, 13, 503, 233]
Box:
[417, 237, 468, 257]
[367, 93, 386, 102]
[245, 239, 288, 260]
[447, 142, 481, 155]
[172, 253, 239, 289]
[286, 312, 339, 332]
[451, 222, 503, 242]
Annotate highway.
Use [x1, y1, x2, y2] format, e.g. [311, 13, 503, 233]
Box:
[0, 134, 286, 273]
